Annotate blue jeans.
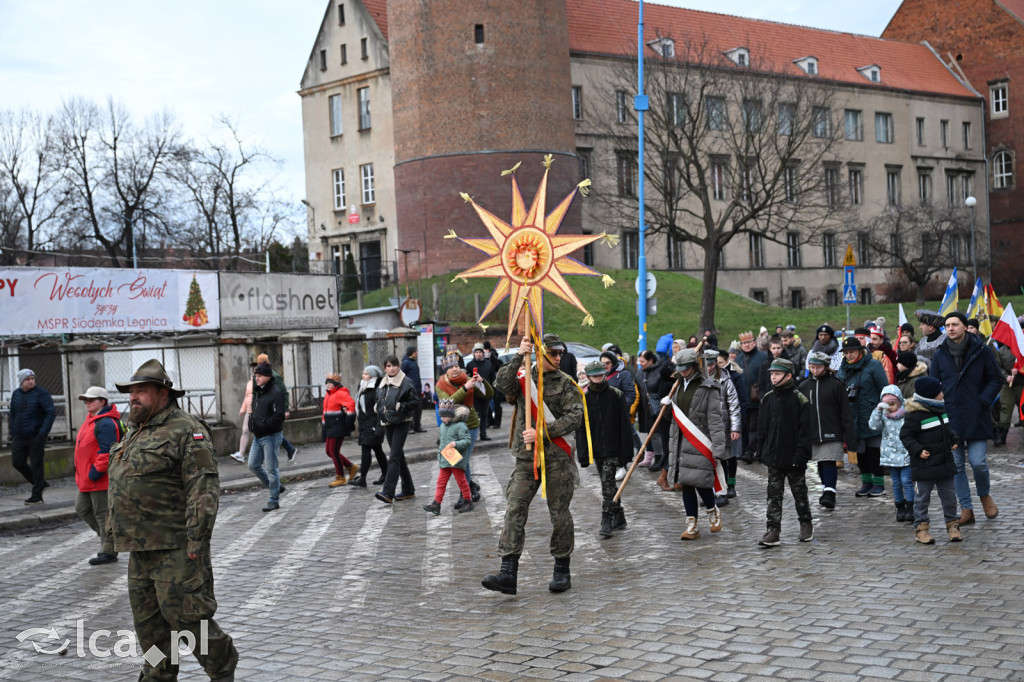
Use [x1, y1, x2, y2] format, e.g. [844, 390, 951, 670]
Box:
[890, 466, 915, 504]
[249, 432, 283, 504]
[954, 440, 990, 510]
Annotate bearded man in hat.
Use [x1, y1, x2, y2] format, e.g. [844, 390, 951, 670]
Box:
[482, 333, 583, 595]
[106, 359, 237, 682]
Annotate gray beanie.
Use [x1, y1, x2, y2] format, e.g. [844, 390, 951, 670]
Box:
[364, 365, 383, 379]
[17, 369, 35, 384]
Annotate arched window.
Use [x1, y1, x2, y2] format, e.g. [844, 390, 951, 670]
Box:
[993, 150, 1014, 189]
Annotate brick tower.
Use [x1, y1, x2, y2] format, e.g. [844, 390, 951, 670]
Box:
[388, 0, 579, 280]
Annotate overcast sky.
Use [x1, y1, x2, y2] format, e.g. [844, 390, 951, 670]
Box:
[1, 0, 904, 226]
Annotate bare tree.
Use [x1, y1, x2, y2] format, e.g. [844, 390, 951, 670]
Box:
[0, 177, 22, 265]
[588, 38, 847, 330]
[848, 204, 976, 305]
[0, 109, 65, 263]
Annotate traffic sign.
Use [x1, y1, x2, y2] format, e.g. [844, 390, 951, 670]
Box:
[843, 285, 857, 304]
[635, 272, 657, 299]
[844, 266, 855, 287]
[843, 244, 856, 267]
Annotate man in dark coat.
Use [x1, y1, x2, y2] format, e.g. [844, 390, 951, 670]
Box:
[754, 358, 814, 546]
[929, 312, 1003, 525]
[466, 343, 496, 440]
[401, 346, 426, 433]
[735, 331, 770, 462]
[577, 360, 634, 539]
[9, 368, 56, 505]
[249, 362, 287, 511]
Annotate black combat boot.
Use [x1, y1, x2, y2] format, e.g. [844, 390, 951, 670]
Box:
[598, 514, 613, 539]
[548, 557, 571, 593]
[611, 508, 627, 531]
[482, 555, 519, 595]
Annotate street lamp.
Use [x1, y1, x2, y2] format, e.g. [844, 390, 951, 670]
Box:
[101, 207, 150, 269]
[965, 195, 977, 284]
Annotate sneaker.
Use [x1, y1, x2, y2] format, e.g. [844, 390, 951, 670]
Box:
[866, 484, 886, 497]
[229, 452, 246, 464]
[454, 496, 466, 510]
[758, 529, 781, 546]
[615, 467, 627, 481]
[262, 502, 279, 512]
[286, 447, 296, 463]
[24, 496, 43, 505]
[799, 522, 813, 542]
[423, 500, 441, 515]
[394, 492, 416, 501]
[457, 501, 475, 513]
[854, 482, 873, 497]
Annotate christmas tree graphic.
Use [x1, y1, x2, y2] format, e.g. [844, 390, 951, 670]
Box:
[182, 275, 209, 327]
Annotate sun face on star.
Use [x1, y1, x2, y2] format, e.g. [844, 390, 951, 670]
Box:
[452, 160, 606, 345]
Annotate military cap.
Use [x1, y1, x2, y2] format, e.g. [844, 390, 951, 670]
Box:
[542, 333, 567, 352]
[769, 358, 795, 374]
[115, 359, 185, 397]
[584, 360, 606, 377]
[674, 348, 698, 367]
[807, 351, 830, 365]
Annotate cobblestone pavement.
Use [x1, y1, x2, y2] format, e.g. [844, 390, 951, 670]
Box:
[1, 440, 1023, 681]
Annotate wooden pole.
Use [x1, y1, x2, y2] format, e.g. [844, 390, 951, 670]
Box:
[613, 377, 681, 502]
[523, 313, 533, 456]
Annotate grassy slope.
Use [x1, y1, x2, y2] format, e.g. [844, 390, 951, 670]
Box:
[346, 269, 1023, 349]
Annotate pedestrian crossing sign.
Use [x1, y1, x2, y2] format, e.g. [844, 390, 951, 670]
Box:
[843, 285, 857, 304]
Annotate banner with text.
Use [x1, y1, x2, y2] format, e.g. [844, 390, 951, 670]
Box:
[0, 267, 220, 335]
[219, 272, 338, 331]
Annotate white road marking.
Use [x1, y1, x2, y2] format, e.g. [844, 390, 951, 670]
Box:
[329, 504, 391, 609]
[422, 463, 454, 593]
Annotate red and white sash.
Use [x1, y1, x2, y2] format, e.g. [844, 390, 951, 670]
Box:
[671, 402, 726, 495]
[517, 368, 573, 457]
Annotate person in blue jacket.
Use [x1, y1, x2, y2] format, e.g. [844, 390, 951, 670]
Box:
[928, 312, 1003, 525]
[9, 368, 56, 505]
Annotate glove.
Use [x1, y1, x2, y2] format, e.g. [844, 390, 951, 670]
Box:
[87, 465, 103, 482]
[660, 396, 672, 406]
[876, 402, 888, 411]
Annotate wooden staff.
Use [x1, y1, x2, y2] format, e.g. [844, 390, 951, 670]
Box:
[523, 316, 533, 458]
[613, 376, 681, 502]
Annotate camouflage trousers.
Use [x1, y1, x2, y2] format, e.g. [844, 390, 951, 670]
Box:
[765, 466, 812, 531]
[128, 548, 237, 682]
[498, 452, 578, 560]
[597, 458, 623, 516]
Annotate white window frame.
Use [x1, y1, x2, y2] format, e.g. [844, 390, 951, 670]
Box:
[822, 232, 836, 267]
[669, 92, 685, 127]
[786, 232, 801, 268]
[918, 170, 932, 206]
[332, 168, 345, 210]
[711, 158, 728, 201]
[825, 165, 840, 206]
[616, 90, 627, 123]
[572, 86, 583, 120]
[916, 117, 925, 146]
[357, 87, 371, 130]
[940, 120, 949, 148]
[812, 106, 831, 138]
[778, 103, 795, 136]
[993, 150, 1014, 189]
[329, 94, 343, 137]
[962, 121, 971, 149]
[875, 112, 893, 144]
[749, 234, 764, 269]
[844, 109, 862, 141]
[886, 168, 901, 207]
[360, 163, 375, 204]
[849, 167, 863, 205]
[706, 97, 726, 131]
[991, 83, 1008, 117]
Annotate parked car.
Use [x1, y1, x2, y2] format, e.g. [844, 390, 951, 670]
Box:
[463, 342, 601, 376]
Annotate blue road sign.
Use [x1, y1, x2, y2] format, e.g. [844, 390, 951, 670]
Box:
[843, 284, 857, 304]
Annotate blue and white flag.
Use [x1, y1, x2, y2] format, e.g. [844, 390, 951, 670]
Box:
[966, 277, 982, 319]
[938, 268, 959, 316]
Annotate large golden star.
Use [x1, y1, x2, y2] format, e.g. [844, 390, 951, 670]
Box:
[452, 158, 610, 346]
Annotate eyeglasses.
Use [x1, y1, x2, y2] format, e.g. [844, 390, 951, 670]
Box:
[546, 349, 564, 357]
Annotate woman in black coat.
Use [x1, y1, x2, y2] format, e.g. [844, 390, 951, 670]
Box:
[374, 355, 419, 503]
[351, 365, 387, 487]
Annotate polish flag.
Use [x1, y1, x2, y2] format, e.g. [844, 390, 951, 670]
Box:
[991, 303, 1024, 372]
[670, 402, 726, 494]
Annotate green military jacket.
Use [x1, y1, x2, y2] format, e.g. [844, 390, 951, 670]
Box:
[106, 402, 220, 554]
[495, 352, 583, 461]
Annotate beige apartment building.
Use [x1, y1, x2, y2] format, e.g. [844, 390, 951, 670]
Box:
[299, 0, 988, 307]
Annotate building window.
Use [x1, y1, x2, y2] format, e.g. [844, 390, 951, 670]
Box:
[858, 231, 872, 267]
[652, 38, 675, 59]
[623, 231, 639, 269]
[360, 37, 368, 59]
[822, 232, 836, 268]
[923, 233, 936, 258]
[475, 24, 484, 44]
[783, 164, 797, 202]
[740, 160, 753, 203]
[826, 289, 839, 307]
[946, 172, 973, 207]
[778, 102, 795, 136]
[790, 289, 804, 309]
[616, 151, 637, 198]
[577, 148, 591, 180]
[332, 169, 345, 210]
[664, 155, 679, 202]
[786, 232, 801, 268]
[572, 86, 583, 120]
[993, 150, 1014, 189]
[329, 94, 343, 136]
[340, 44, 347, 64]
[844, 109, 863, 141]
[875, 112, 893, 143]
[616, 91, 628, 123]
[849, 167, 863, 205]
[667, 234, 685, 270]
[319, 49, 327, 71]
[338, 3, 345, 24]
[962, 121, 972, 149]
[751, 289, 767, 304]
[706, 97, 726, 131]
[940, 120, 949, 148]
[916, 117, 925, 146]
[951, 234, 967, 265]
[812, 107, 831, 137]
[825, 165, 840, 206]
[991, 82, 1008, 116]
[886, 167, 901, 207]
[357, 87, 371, 130]
[360, 163, 375, 204]
[749, 234, 765, 268]
[711, 157, 728, 201]
[668, 92, 685, 127]
[889, 232, 902, 265]
[918, 170, 932, 205]
[860, 288, 873, 305]
[582, 231, 594, 266]
[743, 99, 763, 133]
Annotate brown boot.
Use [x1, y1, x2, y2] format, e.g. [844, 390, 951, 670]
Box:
[980, 495, 998, 519]
[679, 516, 700, 540]
[915, 522, 935, 545]
[945, 520, 962, 542]
[328, 474, 348, 488]
[959, 508, 975, 525]
[656, 470, 672, 491]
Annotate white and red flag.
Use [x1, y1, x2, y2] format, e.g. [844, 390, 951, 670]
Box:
[670, 402, 726, 495]
[991, 303, 1024, 372]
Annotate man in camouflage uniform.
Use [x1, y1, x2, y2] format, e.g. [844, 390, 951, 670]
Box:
[482, 333, 583, 595]
[106, 359, 237, 682]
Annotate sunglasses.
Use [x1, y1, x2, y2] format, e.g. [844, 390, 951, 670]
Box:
[546, 349, 564, 357]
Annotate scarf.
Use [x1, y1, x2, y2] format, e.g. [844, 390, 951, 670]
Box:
[913, 395, 945, 409]
[811, 337, 839, 356]
[437, 371, 474, 407]
[895, 366, 911, 384]
[382, 369, 407, 388]
[946, 336, 968, 370]
[358, 377, 378, 414]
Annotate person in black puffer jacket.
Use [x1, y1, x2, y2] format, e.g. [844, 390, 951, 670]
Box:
[352, 365, 387, 487]
[900, 376, 962, 544]
[798, 351, 856, 509]
[374, 355, 419, 503]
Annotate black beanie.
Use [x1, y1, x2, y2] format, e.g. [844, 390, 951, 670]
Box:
[897, 351, 917, 369]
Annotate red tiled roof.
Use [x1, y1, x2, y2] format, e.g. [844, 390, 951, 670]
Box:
[996, 0, 1024, 23]
[565, 0, 978, 99]
[364, 0, 388, 39]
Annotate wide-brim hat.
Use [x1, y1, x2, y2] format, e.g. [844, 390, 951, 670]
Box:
[115, 359, 185, 397]
[78, 386, 109, 401]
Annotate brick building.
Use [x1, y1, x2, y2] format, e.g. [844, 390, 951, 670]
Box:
[300, 0, 988, 307]
[883, 0, 1024, 291]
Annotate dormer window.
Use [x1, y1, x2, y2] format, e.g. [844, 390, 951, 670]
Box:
[857, 64, 881, 83]
[647, 38, 675, 59]
[794, 56, 818, 75]
[724, 47, 749, 67]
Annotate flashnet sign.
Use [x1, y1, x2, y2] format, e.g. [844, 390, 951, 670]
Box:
[0, 267, 220, 335]
[219, 273, 339, 331]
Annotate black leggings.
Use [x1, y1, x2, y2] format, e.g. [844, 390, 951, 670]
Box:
[360, 443, 387, 477]
[858, 445, 883, 477]
[381, 423, 413, 496]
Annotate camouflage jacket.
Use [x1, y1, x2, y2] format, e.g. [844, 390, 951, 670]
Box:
[496, 353, 583, 461]
[105, 402, 220, 554]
